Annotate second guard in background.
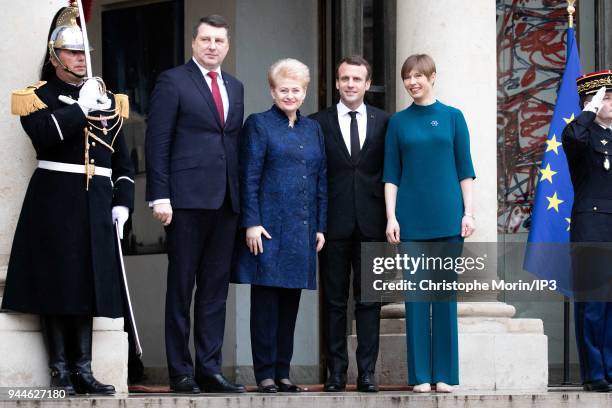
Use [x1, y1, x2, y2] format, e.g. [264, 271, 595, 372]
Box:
[562, 72, 612, 392]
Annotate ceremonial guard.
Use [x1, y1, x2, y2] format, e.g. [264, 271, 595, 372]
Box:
[562, 71, 612, 392]
[1, 5, 134, 395]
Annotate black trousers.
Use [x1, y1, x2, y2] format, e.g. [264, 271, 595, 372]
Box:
[318, 227, 381, 377]
[164, 196, 238, 379]
[250, 285, 302, 383]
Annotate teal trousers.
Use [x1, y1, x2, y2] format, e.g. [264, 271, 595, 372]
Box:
[405, 300, 458, 384]
[402, 235, 461, 385]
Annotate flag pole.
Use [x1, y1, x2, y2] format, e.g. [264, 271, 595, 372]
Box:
[567, 0, 576, 29]
[562, 0, 576, 386]
[72, 0, 93, 78]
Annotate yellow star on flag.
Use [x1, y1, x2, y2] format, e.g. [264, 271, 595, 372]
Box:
[546, 192, 564, 212]
[565, 218, 571, 232]
[545, 135, 563, 154]
[539, 163, 557, 183]
[563, 113, 575, 124]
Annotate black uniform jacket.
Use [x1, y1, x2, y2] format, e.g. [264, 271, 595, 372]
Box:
[563, 110, 612, 243]
[1, 75, 134, 318]
[309, 104, 390, 240]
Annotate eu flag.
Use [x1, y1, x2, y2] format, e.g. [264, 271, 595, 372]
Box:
[523, 27, 582, 295]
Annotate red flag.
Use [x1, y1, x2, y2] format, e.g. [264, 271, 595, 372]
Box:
[82, 0, 92, 22]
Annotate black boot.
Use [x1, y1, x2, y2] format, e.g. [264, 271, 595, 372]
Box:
[68, 316, 116, 395]
[40, 316, 76, 395]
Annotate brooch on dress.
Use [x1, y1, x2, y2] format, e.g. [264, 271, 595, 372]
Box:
[430, 120, 439, 127]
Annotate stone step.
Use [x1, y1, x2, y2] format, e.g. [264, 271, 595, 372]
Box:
[371, 316, 544, 334]
[0, 313, 128, 393]
[347, 332, 548, 390]
[380, 302, 517, 319]
[0, 313, 124, 332]
[1, 390, 611, 408]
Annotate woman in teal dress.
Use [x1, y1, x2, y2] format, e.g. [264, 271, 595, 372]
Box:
[383, 54, 475, 393]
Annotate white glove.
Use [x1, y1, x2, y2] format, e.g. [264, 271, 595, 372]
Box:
[78, 78, 111, 114]
[112, 205, 130, 239]
[585, 86, 607, 113]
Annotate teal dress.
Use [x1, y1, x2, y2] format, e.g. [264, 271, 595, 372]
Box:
[383, 100, 475, 386]
[383, 100, 475, 239]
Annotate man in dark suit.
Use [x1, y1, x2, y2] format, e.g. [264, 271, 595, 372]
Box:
[145, 15, 245, 394]
[310, 56, 390, 392]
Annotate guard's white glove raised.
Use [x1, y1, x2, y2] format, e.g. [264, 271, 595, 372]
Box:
[78, 78, 111, 114]
[112, 205, 130, 239]
[585, 86, 607, 113]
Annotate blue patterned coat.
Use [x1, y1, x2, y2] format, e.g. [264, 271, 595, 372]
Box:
[233, 105, 327, 289]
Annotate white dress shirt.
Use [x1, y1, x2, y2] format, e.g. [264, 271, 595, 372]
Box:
[192, 57, 229, 122]
[337, 101, 367, 154]
[150, 59, 230, 207]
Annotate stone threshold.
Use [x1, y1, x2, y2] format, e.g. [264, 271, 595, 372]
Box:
[2, 389, 612, 408]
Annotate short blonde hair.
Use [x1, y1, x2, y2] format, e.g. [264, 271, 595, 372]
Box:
[401, 54, 436, 80]
[268, 58, 310, 88]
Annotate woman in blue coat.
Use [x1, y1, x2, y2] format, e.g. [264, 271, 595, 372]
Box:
[233, 58, 327, 392]
[383, 54, 476, 393]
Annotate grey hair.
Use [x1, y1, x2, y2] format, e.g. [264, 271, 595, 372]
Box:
[267, 58, 310, 88]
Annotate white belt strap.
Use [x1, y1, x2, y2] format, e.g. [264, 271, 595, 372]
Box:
[38, 160, 112, 178]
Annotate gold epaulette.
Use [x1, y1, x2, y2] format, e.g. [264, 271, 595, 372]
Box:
[114, 93, 129, 119]
[11, 81, 48, 116]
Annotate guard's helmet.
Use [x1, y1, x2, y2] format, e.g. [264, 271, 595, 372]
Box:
[48, 6, 85, 52]
[49, 25, 85, 51]
[46, 6, 89, 78]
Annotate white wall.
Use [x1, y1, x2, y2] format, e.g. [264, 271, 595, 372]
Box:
[236, 0, 319, 117]
[0, 0, 67, 289]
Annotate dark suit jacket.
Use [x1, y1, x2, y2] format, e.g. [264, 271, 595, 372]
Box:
[145, 59, 244, 212]
[310, 104, 390, 240]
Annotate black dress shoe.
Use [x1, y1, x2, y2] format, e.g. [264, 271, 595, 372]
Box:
[276, 381, 302, 392]
[169, 376, 201, 393]
[324, 374, 346, 392]
[197, 373, 246, 393]
[257, 382, 278, 393]
[357, 373, 379, 392]
[584, 379, 611, 392]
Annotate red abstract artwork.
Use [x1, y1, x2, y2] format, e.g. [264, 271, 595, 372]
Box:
[497, 0, 569, 233]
